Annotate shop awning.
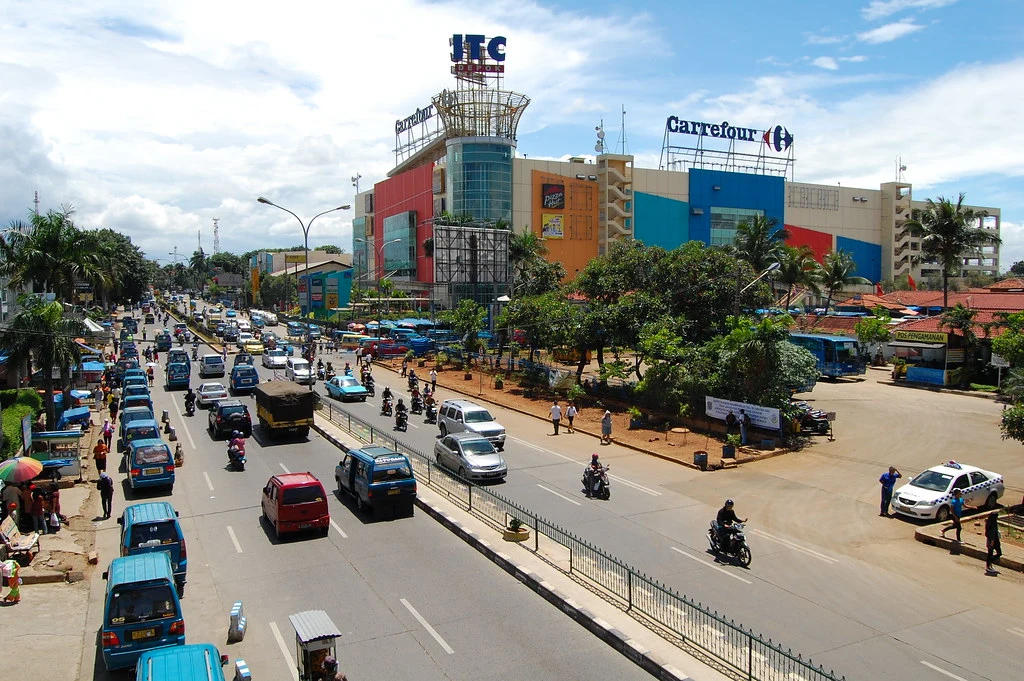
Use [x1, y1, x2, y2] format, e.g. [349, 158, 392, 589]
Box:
[83, 317, 105, 334]
[889, 341, 946, 349]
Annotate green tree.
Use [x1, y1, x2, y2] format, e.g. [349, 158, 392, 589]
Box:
[0, 298, 85, 429]
[733, 215, 790, 274]
[776, 245, 821, 309]
[440, 299, 487, 356]
[906, 193, 999, 309]
[991, 312, 1024, 367]
[1010, 261, 1024, 276]
[1000, 404, 1024, 444]
[939, 303, 982, 385]
[854, 306, 892, 353]
[818, 249, 870, 312]
[209, 252, 245, 274]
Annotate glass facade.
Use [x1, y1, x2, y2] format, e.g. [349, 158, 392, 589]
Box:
[382, 211, 417, 278]
[710, 207, 763, 246]
[446, 139, 513, 223]
[352, 217, 369, 283]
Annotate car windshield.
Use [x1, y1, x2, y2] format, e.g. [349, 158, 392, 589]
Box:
[339, 378, 358, 387]
[219, 405, 247, 416]
[372, 464, 413, 482]
[128, 426, 159, 440]
[107, 584, 178, 625]
[134, 445, 171, 465]
[464, 409, 494, 424]
[281, 485, 324, 505]
[128, 522, 178, 549]
[910, 470, 953, 493]
[461, 439, 495, 456]
[268, 350, 284, 357]
[293, 361, 309, 370]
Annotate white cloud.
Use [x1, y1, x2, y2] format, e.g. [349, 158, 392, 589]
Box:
[999, 221, 1024, 272]
[861, 0, 957, 21]
[804, 33, 845, 45]
[811, 57, 839, 71]
[840, 55, 869, 63]
[857, 19, 925, 44]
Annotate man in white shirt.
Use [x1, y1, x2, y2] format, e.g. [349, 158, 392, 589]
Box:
[549, 400, 562, 435]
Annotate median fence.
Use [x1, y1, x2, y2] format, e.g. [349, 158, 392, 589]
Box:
[316, 399, 845, 681]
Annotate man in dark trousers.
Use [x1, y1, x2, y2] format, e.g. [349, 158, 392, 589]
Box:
[878, 465, 901, 517]
[98, 471, 115, 519]
[985, 512, 1002, 574]
[739, 410, 751, 445]
[725, 410, 737, 435]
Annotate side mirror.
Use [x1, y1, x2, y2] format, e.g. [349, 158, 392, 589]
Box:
[175, 511, 180, 517]
[220, 655, 229, 667]
[116, 517, 123, 525]
[102, 570, 109, 580]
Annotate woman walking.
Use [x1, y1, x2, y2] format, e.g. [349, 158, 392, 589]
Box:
[601, 410, 613, 445]
[565, 402, 578, 434]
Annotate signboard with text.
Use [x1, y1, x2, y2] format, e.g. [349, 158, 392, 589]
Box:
[541, 214, 563, 239]
[705, 396, 781, 431]
[893, 330, 947, 344]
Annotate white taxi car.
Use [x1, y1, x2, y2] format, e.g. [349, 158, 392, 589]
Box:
[890, 461, 1004, 521]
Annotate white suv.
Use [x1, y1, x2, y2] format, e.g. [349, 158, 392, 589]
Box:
[437, 399, 506, 450]
[286, 357, 314, 385]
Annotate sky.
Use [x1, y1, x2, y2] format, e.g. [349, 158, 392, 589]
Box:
[2, 0, 1023, 269]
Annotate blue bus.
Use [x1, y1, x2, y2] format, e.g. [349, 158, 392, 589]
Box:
[788, 333, 866, 379]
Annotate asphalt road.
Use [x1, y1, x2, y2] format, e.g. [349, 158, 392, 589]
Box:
[301, 349, 1023, 681]
[79, 317, 650, 681]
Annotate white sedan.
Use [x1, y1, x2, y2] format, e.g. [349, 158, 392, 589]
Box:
[262, 348, 287, 369]
[196, 382, 229, 408]
[891, 461, 1005, 521]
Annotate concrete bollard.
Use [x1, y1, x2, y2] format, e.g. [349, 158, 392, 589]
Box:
[228, 601, 247, 643]
[161, 409, 170, 423]
[233, 660, 251, 681]
[168, 426, 177, 442]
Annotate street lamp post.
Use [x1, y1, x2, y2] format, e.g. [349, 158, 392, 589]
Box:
[257, 197, 351, 317]
[355, 237, 402, 315]
[734, 261, 781, 319]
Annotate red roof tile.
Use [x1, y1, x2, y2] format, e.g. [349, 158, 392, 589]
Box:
[894, 311, 1007, 336]
[987, 278, 1024, 291]
[789, 315, 862, 334]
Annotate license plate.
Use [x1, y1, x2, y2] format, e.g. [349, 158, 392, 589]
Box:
[131, 628, 156, 640]
[143, 467, 163, 476]
[388, 489, 401, 495]
[299, 523, 312, 529]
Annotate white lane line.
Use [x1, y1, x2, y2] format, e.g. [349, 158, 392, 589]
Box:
[172, 399, 197, 450]
[919, 660, 968, 681]
[751, 529, 838, 564]
[279, 462, 291, 473]
[226, 525, 243, 553]
[330, 518, 348, 538]
[670, 547, 753, 584]
[509, 436, 544, 452]
[1007, 627, 1024, 639]
[537, 483, 582, 506]
[202, 471, 214, 492]
[508, 436, 660, 496]
[400, 598, 454, 654]
[270, 621, 300, 681]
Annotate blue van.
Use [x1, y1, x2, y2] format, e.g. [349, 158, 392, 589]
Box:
[100, 553, 186, 670]
[127, 439, 175, 491]
[165, 362, 191, 390]
[229, 364, 259, 396]
[118, 502, 187, 595]
[123, 383, 151, 400]
[124, 368, 147, 384]
[155, 333, 173, 351]
[121, 419, 162, 454]
[334, 446, 417, 516]
[123, 394, 154, 413]
[135, 644, 226, 681]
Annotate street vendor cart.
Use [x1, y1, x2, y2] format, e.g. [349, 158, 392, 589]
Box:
[288, 609, 342, 681]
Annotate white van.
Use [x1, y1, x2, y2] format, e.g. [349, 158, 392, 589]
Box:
[286, 357, 314, 385]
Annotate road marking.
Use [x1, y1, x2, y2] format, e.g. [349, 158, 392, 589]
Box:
[269, 621, 300, 681]
[537, 483, 582, 506]
[751, 529, 838, 564]
[330, 518, 348, 538]
[226, 525, 243, 553]
[670, 547, 753, 584]
[1008, 627, 1024, 640]
[172, 399, 197, 450]
[919, 660, 968, 681]
[400, 598, 454, 654]
[279, 462, 291, 473]
[202, 471, 214, 492]
[508, 436, 661, 497]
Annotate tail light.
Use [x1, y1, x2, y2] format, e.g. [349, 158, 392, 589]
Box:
[166, 465, 175, 472]
[180, 540, 187, 559]
[130, 468, 141, 477]
[169, 620, 185, 635]
[412, 482, 418, 493]
[102, 631, 120, 646]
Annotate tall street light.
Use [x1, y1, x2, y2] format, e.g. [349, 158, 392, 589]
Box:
[257, 197, 351, 316]
[355, 237, 402, 315]
[734, 261, 780, 318]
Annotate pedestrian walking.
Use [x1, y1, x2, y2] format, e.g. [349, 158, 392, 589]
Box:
[98, 472, 115, 519]
[878, 466, 901, 517]
[940, 488, 964, 542]
[401, 359, 408, 378]
[146, 366, 154, 386]
[30, 488, 47, 534]
[93, 440, 109, 474]
[739, 410, 751, 445]
[93, 386, 104, 412]
[430, 368, 437, 392]
[101, 418, 114, 450]
[985, 511, 1002, 574]
[725, 410, 737, 435]
[601, 410, 613, 444]
[109, 397, 120, 423]
[566, 402, 578, 433]
[549, 400, 562, 435]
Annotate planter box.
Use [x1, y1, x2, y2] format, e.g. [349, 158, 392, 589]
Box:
[494, 379, 504, 390]
[722, 444, 736, 459]
[503, 528, 530, 542]
[628, 417, 643, 430]
[464, 372, 473, 380]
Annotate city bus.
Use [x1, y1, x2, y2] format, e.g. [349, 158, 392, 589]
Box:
[787, 333, 866, 379]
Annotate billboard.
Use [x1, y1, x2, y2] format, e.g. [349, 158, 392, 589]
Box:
[541, 183, 565, 209]
[541, 214, 564, 239]
[285, 254, 305, 264]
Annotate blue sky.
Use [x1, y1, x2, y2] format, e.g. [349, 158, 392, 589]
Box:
[2, 0, 1022, 266]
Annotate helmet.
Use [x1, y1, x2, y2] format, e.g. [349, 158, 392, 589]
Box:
[322, 656, 337, 669]
[591, 453, 599, 461]
[725, 499, 734, 506]
[232, 430, 242, 438]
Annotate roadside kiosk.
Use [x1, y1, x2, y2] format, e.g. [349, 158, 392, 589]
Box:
[288, 610, 342, 681]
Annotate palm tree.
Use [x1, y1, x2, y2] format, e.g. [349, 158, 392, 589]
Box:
[0, 299, 85, 429]
[508, 227, 549, 295]
[733, 215, 790, 274]
[906, 193, 999, 309]
[777, 245, 821, 309]
[818, 249, 871, 313]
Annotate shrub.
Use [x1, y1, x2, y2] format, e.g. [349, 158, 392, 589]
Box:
[566, 383, 585, 403]
[2, 403, 38, 460]
[0, 388, 43, 412]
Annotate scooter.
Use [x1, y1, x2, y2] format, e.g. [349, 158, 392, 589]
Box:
[581, 465, 611, 500]
[707, 521, 752, 567]
[365, 380, 375, 398]
[395, 410, 408, 432]
[410, 396, 423, 415]
[408, 376, 419, 393]
[184, 401, 195, 417]
[227, 444, 246, 472]
[380, 398, 393, 417]
[317, 366, 326, 380]
[191, 347, 199, 361]
[424, 403, 437, 423]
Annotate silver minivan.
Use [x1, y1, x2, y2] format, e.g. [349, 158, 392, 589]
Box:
[286, 357, 314, 385]
[437, 399, 506, 450]
[198, 354, 225, 378]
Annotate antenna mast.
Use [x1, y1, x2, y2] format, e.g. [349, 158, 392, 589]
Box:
[616, 105, 629, 155]
[351, 172, 362, 194]
[33, 190, 40, 215]
[213, 218, 220, 255]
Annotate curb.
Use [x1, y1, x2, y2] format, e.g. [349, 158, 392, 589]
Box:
[20, 568, 69, 585]
[312, 417, 693, 681]
[914, 528, 1024, 573]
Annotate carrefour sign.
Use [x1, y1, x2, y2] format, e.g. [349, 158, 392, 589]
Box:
[665, 117, 794, 152]
[451, 34, 506, 75]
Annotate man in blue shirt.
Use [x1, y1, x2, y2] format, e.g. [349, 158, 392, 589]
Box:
[941, 488, 965, 542]
[878, 466, 901, 517]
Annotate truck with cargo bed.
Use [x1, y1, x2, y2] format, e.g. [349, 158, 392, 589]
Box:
[255, 380, 314, 438]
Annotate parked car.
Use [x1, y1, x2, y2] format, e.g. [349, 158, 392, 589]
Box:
[324, 375, 369, 402]
[195, 382, 228, 408]
[437, 399, 506, 450]
[433, 433, 507, 481]
[208, 399, 252, 439]
[891, 461, 1004, 521]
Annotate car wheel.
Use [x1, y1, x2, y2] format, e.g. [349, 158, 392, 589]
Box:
[356, 496, 365, 512]
[439, 423, 448, 436]
[935, 505, 951, 522]
[984, 492, 998, 510]
[458, 466, 466, 479]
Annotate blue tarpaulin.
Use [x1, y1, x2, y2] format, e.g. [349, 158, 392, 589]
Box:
[81, 361, 106, 372]
[56, 406, 91, 430]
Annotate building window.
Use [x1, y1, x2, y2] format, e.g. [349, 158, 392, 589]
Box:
[382, 211, 417, 278]
[709, 207, 764, 247]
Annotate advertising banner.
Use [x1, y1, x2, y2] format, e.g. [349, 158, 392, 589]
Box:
[541, 183, 565, 209]
[704, 396, 781, 430]
[541, 214, 564, 239]
[22, 414, 33, 453]
[326, 293, 339, 309]
[285, 254, 305, 264]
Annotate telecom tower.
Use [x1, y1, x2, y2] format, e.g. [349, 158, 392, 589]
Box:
[213, 218, 220, 255]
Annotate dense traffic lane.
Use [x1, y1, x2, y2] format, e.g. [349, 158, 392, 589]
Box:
[84, 320, 650, 681]
[305, 354, 1024, 681]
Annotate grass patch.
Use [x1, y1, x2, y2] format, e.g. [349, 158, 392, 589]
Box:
[970, 383, 999, 392]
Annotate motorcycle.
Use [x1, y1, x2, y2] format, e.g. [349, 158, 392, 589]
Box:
[424, 403, 437, 423]
[184, 400, 195, 417]
[581, 465, 611, 500]
[395, 410, 408, 432]
[408, 376, 419, 393]
[317, 366, 326, 380]
[410, 396, 423, 415]
[380, 398, 393, 417]
[227, 444, 247, 472]
[707, 521, 752, 567]
[365, 380, 375, 398]
[191, 348, 199, 361]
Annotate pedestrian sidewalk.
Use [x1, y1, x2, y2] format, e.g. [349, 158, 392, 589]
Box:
[314, 416, 732, 681]
[914, 511, 1024, 574]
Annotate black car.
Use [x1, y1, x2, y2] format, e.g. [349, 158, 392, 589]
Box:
[223, 328, 239, 343]
[208, 400, 252, 439]
[215, 323, 226, 337]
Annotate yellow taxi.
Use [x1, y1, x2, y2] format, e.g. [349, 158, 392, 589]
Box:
[242, 339, 265, 355]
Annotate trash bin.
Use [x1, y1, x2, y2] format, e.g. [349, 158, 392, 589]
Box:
[693, 450, 708, 471]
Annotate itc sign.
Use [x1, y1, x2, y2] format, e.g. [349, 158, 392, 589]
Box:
[450, 34, 506, 75]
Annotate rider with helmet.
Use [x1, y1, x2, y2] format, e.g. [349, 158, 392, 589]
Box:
[716, 499, 747, 550]
[183, 388, 196, 413]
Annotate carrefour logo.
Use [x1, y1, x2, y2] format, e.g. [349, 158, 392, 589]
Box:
[665, 117, 793, 152]
[762, 125, 794, 153]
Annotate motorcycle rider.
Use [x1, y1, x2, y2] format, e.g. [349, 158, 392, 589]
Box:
[381, 385, 393, 402]
[183, 388, 196, 415]
[584, 453, 608, 497]
[227, 430, 246, 467]
[395, 398, 408, 428]
[716, 499, 747, 551]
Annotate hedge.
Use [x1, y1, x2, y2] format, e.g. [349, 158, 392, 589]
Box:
[1, 389, 44, 460]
